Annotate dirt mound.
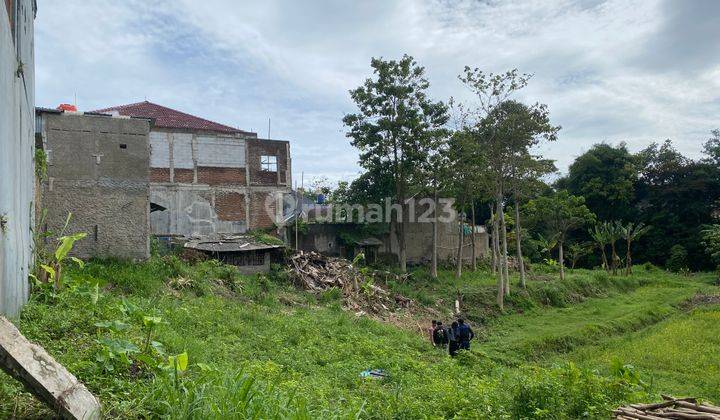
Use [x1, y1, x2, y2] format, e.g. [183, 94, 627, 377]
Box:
[287, 251, 412, 318]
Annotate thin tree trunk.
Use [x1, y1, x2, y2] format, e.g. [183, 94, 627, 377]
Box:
[495, 199, 504, 309]
[600, 245, 609, 272]
[610, 242, 618, 276]
[490, 205, 497, 275]
[455, 201, 465, 278]
[559, 240, 565, 280]
[471, 202, 477, 271]
[625, 239, 632, 276]
[499, 198, 510, 297]
[514, 196, 526, 288]
[431, 188, 438, 278]
[398, 199, 407, 273]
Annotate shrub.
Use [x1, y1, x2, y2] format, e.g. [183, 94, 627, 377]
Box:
[666, 245, 689, 272]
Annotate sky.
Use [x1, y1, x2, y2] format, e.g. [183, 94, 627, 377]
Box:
[34, 0, 720, 185]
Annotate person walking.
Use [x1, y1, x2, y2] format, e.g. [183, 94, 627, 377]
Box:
[433, 321, 449, 350]
[456, 318, 474, 351]
[448, 321, 460, 357]
[428, 320, 438, 346]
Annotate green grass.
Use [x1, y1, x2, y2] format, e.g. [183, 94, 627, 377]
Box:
[563, 307, 720, 401]
[0, 257, 717, 418]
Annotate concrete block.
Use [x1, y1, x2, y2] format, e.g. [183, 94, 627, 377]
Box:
[0, 316, 101, 419]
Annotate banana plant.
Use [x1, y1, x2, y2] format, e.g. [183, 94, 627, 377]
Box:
[589, 224, 610, 272]
[30, 212, 87, 292]
[620, 222, 652, 275]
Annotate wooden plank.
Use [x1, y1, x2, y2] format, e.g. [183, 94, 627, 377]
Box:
[0, 316, 101, 419]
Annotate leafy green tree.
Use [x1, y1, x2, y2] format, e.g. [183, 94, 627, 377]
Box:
[666, 245, 689, 273]
[700, 224, 720, 266]
[620, 222, 652, 275]
[635, 140, 720, 270]
[455, 68, 532, 308]
[524, 191, 595, 280]
[343, 55, 449, 272]
[559, 143, 637, 222]
[566, 242, 592, 270]
[702, 129, 720, 166]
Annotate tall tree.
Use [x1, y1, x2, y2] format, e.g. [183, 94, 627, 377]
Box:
[635, 140, 720, 270]
[559, 143, 637, 222]
[524, 191, 595, 280]
[344, 55, 449, 272]
[456, 68, 532, 308]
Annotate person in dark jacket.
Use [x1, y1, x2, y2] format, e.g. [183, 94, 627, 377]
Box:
[448, 321, 460, 357]
[456, 318, 474, 351]
[433, 321, 449, 350]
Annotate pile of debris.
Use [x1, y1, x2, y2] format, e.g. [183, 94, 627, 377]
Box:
[288, 251, 412, 317]
[614, 396, 720, 419]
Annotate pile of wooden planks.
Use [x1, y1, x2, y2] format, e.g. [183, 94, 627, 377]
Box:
[615, 396, 720, 419]
[288, 251, 411, 316]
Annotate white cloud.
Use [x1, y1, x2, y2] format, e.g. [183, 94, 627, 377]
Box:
[35, 0, 720, 183]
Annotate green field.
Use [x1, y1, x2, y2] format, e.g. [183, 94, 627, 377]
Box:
[0, 257, 718, 418]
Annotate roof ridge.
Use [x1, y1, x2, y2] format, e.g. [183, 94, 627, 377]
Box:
[90, 101, 255, 135]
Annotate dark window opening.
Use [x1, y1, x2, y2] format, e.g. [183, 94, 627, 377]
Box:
[119, 144, 127, 149]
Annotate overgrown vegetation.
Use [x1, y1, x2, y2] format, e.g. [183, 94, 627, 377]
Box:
[1, 255, 717, 418]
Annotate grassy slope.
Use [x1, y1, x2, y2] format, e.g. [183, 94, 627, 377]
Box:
[563, 307, 720, 400]
[0, 257, 717, 418]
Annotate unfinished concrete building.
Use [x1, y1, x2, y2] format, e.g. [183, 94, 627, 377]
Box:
[1, 0, 36, 316]
[92, 102, 292, 239]
[35, 108, 152, 260]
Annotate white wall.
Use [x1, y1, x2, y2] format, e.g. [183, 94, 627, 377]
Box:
[149, 130, 246, 170]
[0, 0, 35, 317]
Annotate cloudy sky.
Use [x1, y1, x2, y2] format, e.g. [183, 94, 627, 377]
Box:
[35, 0, 720, 184]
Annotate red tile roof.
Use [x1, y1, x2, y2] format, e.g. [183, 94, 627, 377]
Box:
[92, 101, 256, 136]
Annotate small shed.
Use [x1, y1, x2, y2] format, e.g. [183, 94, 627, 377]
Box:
[184, 235, 284, 274]
[352, 237, 383, 264]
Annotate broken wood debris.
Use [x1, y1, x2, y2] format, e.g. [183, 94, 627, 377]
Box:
[614, 395, 720, 420]
[0, 316, 101, 420]
[288, 251, 412, 317]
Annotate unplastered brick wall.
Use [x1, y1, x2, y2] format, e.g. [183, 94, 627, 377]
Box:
[197, 167, 246, 186]
[214, 192, 246, 221]
[249, 191, 275, 230]
[247, 138, 290, 186]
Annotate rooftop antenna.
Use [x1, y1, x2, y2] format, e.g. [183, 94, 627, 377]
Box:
[267, 117, 271, 139]
[73, 92, 77, 108]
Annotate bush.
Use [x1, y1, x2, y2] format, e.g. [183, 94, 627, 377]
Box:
[666, 245, 689, 272]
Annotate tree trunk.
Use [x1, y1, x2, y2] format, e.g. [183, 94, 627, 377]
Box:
[498, 197, 510, 297]
[610, 242, 618, 276]
[494, 201, 504, 309]
[600, 245, 609, 272]
[455, 201, 465, 279]
[490, 206, 497, 275]
[471, 202, 477, 271]
[398, 199, 407, 273]
[625, 239, 632, 276]
[559, 240, 565, 281]
[514, 196, 526, 288]
[431, 188, 438, 278]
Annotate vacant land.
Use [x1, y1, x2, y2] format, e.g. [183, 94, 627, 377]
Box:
[0, 257, 717, 418]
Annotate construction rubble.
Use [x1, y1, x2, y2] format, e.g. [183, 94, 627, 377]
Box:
[614, 396, 720, 419]
[288, 251, 412, 317]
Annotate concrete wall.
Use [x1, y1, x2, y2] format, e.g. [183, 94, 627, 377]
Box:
[0, 0, 35, 317]
[148, 129, 291, 236]
[291, 221, 489, 266]
[39, 112, 151, 260]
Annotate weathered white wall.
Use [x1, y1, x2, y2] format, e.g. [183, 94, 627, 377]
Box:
[196, 135, 245, 167]
[150, 185, 246, 236]
[149, 130, 246, 169]
[0, 0, 35, 317]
